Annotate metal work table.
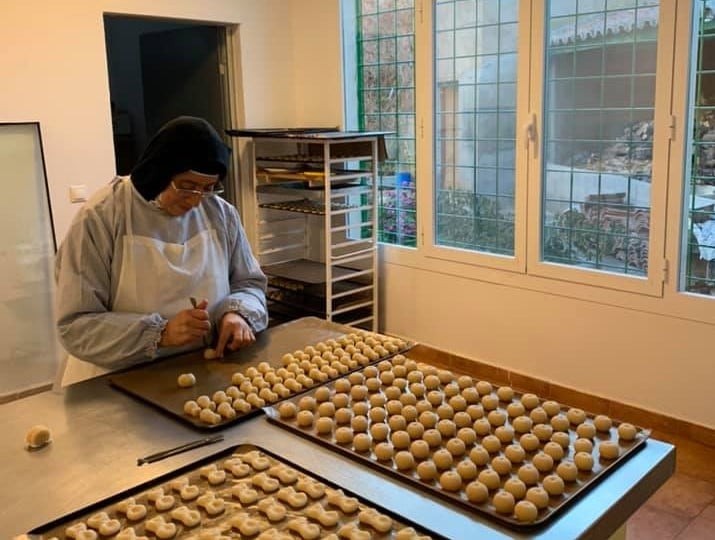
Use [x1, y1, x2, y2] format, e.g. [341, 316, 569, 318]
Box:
[1, 318, 674, 539]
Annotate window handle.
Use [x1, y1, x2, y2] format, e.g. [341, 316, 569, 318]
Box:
[524, 113, 537, 153]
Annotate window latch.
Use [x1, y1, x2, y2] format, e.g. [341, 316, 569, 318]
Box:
[525, 113, 537, 151]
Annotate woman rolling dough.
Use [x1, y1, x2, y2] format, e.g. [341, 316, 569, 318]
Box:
[55, 117, 267, 384]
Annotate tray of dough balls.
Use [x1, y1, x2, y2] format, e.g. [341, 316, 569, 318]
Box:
[110, 318, 412, 430]
[26, 444, 438, 540]
[264, 354, 650, 528]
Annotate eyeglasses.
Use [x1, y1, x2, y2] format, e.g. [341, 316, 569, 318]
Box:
[170, 180, 224, 198]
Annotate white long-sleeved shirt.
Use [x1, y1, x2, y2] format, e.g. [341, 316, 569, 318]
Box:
[55, 177, 267, 369]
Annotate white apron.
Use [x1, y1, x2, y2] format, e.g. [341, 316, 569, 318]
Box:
[60, 178, 230, 386]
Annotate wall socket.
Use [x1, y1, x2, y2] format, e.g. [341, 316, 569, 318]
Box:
[69, 184, 88, 203]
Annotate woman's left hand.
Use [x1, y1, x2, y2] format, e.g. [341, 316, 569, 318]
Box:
[215, 312, 255, 358]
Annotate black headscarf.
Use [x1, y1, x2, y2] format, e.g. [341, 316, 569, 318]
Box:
[130, 116, 231, 201]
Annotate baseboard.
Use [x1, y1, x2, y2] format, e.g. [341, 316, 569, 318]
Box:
[0, 382, 53, 405]
[409, 343, 715, 448]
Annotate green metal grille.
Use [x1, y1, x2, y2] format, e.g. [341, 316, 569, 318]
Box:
[541, 1, 659, 276]
[356, 0, 416, 246]
[433, 0, 519, 255]
[684, 1, 715, 295]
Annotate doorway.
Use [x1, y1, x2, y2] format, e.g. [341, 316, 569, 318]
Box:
[103, 15, 237, 203]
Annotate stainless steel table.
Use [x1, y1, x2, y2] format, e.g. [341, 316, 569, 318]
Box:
[0, 318, 674, 539]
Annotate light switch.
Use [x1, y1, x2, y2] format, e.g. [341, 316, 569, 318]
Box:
[69, 184, 88, 203]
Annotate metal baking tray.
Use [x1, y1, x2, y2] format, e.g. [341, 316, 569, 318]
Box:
[23, 443, 442, 539]
[264, 356, 650, 529]
[110, 318, 414, 431]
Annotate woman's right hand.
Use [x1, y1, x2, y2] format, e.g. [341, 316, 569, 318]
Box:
[159, 298, 211, 347]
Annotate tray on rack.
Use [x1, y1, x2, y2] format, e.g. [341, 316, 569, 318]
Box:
[264, 259, 367, 285]
[265, 354, 651, 529]
[25, 443, 442, 539]
[110, 318, 413, 430]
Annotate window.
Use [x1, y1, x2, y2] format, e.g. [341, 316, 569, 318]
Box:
[354, 0, 417, 247]
[344, 0, 715, 308]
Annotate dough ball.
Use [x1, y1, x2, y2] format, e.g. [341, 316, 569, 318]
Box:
[419, 411, 439, 429]
[314, 386, 331, 402]
[436, 403, 455, 420]
[573, 437, 594, 454]
[316, 416, 334, 435]
[183, 400, 201, 417]
[456, 459, 478, 481]
[445, 437, 466, 457]
[334, 408, 353, 425]
[370, 422, 389, 442]
[481, 394, 500, 411]
[352, 401, 369, 417]
[594, 414, 613, 432]
[504, 444, 526, 464]
[504, 477, 527, 500]
[177, 373, 196, 388]
[203, 348, 218, 360]
[369, 407, 387, 424]
[353, 432, 372, 453]
[410, 439, 431, 460]
[507, 401, 526, 418]
[598, 440, 620, 460]
[542, 474, 565, 496]
[492, 490, 516, 514]
[543, 441, 565, 461]
[296, 410, 315, 428]
[426, 390, 443, 407]
[465, 481, 489, 503]
[519, 433, 540, 452]
[437, 419, 457, 438]
[556, 461, 578, 482]
[576, 422, 596, 440]
[466, 404, 485, 420]
[517, 464, 540, 486]
[512, 415, 533, 434]
[495, 426, 515, 444]
[618, 422, 638, 441]
[332, 393, 350, 409]
[496, 386, 514, 402]
[388, 415, 407, 433]
[533, 423, 554, 442]
[25, 425, 52, 449]
[566, 408, 587, 425]
[477, 469, 501, 491]
[542, 400, 561, 417]
[387, 399, 404, 416]
[469, 445, 490, 466]
[374, 442, 394, 461]
[550, 414, 570, 432]
[334, 378, 351, 393]
[520, 393, 540, 410]
[532, 452, 554, 473]
[298, 396, 317, 411]
[476, 380, 493, 396]
[437, 470, 461, 492]
[491, 456, 512, 476]
[529, 407, 549, 424]
[433, 449, 454, 470]
[551, 431, 571, 449]
[457, 427, 477, 446]
[473, 418, 492, 436]
[395, 450, 416, 471]
[525, 487, 550, 509]
[481, 435, 502, 454]
[514, 500, 539, 523]
[278, 401, 297, 419]
[335, 427, 354, 445]
[351, 415, 369, 433]
[391, 430, 411, 450]
[317, 402, 336, 418]
[416, 460, 438, 482]
[574, 451, 594, 472]
[487, 410, 507, 427]
[461, 387, 481, 404]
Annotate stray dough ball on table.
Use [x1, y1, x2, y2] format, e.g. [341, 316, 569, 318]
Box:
[574, 451, 594, 472]
[417, 460, 438, 481]
[465, 480, 490, 503]
[566, 408, 587, 425]
[493, 490, 516, 514]
[439, 470, 463, 492]
[177, 373, 196, 388]
[556, 461, 579, 482]
[594, 414, 613, 432]
[504, 477, 527, 500]
[599, 440, 621, 460]
[542, 474, 565, 496]
[515, 500, 539, 523]
[618, 422, 638, 441]
[525, 487, 550, 509]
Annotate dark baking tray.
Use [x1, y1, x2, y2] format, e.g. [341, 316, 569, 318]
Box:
[110, 317, 414, 431]
[26, 443, 444, 539]
[264, 356, 650, 529]
[109, 317, 354, 430]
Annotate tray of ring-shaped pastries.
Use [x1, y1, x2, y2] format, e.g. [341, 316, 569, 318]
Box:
[25, 444, 440, 539]
[265, 353, 650, 528]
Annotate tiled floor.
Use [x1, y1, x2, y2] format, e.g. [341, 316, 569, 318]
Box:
[626, 430, 715, 539]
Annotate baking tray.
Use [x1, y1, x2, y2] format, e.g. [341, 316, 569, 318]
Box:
[24, 443, 442, 539]
[265, 355, 650, 529]
[110, 317, 414, 430]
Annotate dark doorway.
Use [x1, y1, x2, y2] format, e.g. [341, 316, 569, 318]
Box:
[103, 15, 232, 184]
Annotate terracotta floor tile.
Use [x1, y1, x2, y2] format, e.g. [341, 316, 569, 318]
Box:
[674, 515, 715, 539]
[626, 504, 690, 540]
[698, 504, 715, 522]
[646, 473, 715, 519]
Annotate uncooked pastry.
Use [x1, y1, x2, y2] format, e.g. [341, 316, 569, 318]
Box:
[599, 440, 620, 460]
[550, 414, 570, 432]
[475, 380, 493, 396]
[573, 437, 593, 454]
[481, 435, 501, 454]
[551, 431, 571, 448]
[469, 445, 490, 466]
[439, 470, 463, 492]
[520, 393, 540, 410]
[512, 415, 533, 434]
[410, 439, 430, 460]
[566, 407, 587, 425]
[574, 451, 594, 472]
[477, 469, 501, 490]
[433, 448, 454, 470]
[25, 424, 52, 450]
[542, 400, 561, 417]
[504, 444, 526, 464]
[473, 418, 492, 436]
[576, 422, 596, 439]
[445, 437, 466, 457]
[525, 487, 549, 509]
[317, 402, 336, 418]
[532, 423, 554, 442]
[618, 422, 637, 441]
[487, 410, 507, 427]
[199, 408, 221, 425]
[374, 441, 394, 461]
[395, 450, 416, 471]
[456, 426, 477, 446]
[494, 425, 515, 444]
[334, 407, 353, 425]
[456, 459, 478, 481]
[416, 460, 438, 481]
[514, 500, 539, 523]
[177, 373, 196, 388]
[461, 387, 480, 404]
[298, 396, 317, 411]
[351, 415, 369, 433]
[542, 473, 565, 496]
[316, 416, 334, 435]
[437, 419, 457, 438]
[334, 427, 354, 445]
[481, 395, 499, 411]
[532, 452, 554, 472]
[593, 414, 613, 432]
[391, 430, 411, 449]
[465, 480, 489, 503]
[353, 432, 371, 453]
[278, 401, 297, 419]
[296, 410, 315, 428]
[370, 422, 389, 441]
[519, 433, 540, 452]
[388, 415, 407, 432]
[504, 477, 527, 500]
[369, 407, 387, 423]
[492, 490, 516, 514]
[491, 455, 512, 476]
[556, 461, 578, 482]
[543, 441, 565, 461]
[529, 407, 548, 424]
[517, 464, 540, 486]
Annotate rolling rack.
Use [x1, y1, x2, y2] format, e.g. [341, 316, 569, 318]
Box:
[228, 128, 390, 331]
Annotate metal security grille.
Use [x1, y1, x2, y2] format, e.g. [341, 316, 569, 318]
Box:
[684, 2, 715, 295]
[541, 1, 659, 276]
[433, 0, 518, 255]
[356, 0, 416, 246]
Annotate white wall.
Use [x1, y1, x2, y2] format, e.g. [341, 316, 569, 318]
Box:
[0, 0, 343, 242]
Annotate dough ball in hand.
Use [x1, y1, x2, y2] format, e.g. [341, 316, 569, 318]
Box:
[203, 348, 218, 360]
